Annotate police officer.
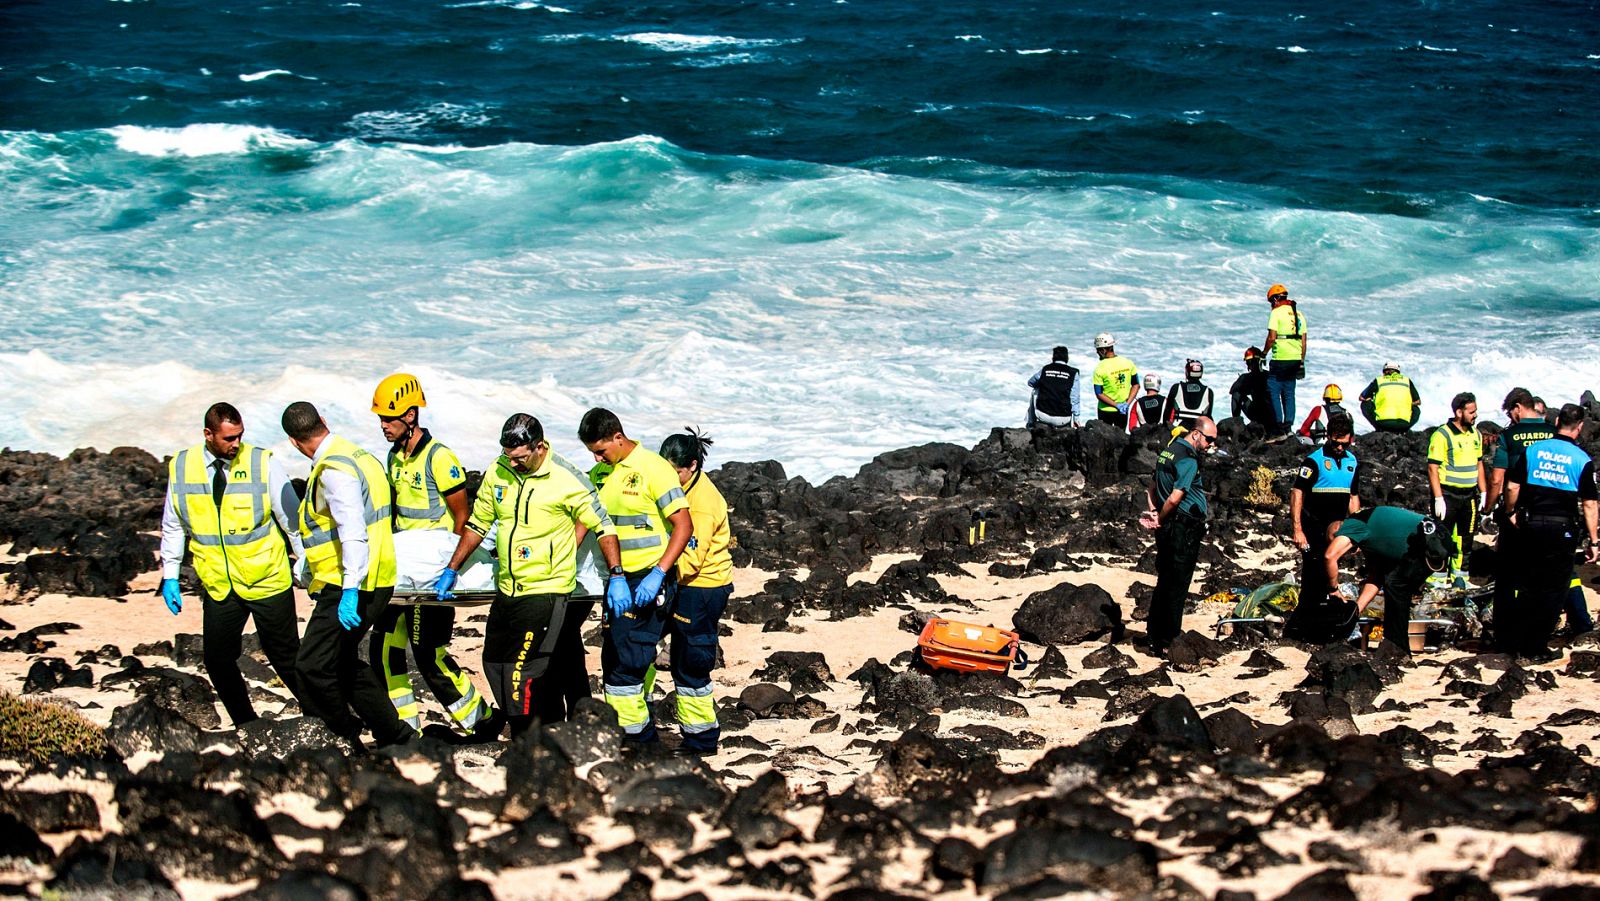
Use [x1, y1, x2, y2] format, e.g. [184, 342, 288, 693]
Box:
[370, 373, 495, 738]
[1502, 403, 1600, 659]
[1282, 412, 1362, 642]
[1358, 362, 1421, 432]
[1261, 283, 1307, 443]
[579, 407, 694, 744]
[283, 401, 410, 747]
[1091, 333, 1140, 427]
[159, 402, 307, 727]
[1322, 506, 1452, 656]
[1026, 346, 1080, 428]
[1166, 359, 1214, 429]
[1143, 416, 1218, 657]
[1485, 387, 1555, 647]
[436, 414, 622, 736]
[1427, 392, 1487, 589]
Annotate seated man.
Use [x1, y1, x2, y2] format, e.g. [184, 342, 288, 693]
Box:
[1297, 384, 1349, 442]
[1126, 374, 1170, 432]
[1359, 362, 1421, 432]
[1026, 346, 1080, 428]
[1228, 347, 1275, 427]
[1166, 359, 1214, 428]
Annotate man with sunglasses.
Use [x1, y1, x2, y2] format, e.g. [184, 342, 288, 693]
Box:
[370, 373, 497, 740]
[1282, 412, 1363, 642]
[1144, 416, 1218, 657]
[437, 414, 622, 736]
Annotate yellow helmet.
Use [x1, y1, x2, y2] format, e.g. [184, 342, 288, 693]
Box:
[1323, 383, 1343, 403]
[372, 373, 426, 416]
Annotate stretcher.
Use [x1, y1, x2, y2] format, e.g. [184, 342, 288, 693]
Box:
[385, 529, 607, 607]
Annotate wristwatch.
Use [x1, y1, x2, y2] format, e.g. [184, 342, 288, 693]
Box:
[609, 565, 626, 576]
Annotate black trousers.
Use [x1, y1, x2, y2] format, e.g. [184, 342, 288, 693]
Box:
[482, 593, 593, 734]
[295, 585, 409, 746]
[1283, 524, 1341, 643]
[201, 587, 303, 727]
[1492, 514, 1523, 652]
[1367, 553, 1431, 655]
[1440, 486, 1478, 575]
[1502, 519, 1578, 657]
[1150, 513, 1205, 652]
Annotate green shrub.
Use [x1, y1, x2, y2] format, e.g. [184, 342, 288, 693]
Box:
[0, 690, 109, 764]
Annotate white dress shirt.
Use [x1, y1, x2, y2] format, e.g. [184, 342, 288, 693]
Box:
[160, 445, 306, 581]
[305, 435, 370, 591]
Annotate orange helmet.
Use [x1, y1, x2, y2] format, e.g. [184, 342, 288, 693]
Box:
[1267, 283, 1289, 301]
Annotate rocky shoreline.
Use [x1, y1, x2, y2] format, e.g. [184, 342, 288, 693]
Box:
[4, 418, 1600, 899]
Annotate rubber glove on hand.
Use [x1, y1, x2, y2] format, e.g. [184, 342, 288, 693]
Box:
[1115, 402, 1131, 416]
[435, 567, 458, 601]
[631, 567, 667, 609]
[1432, 496, 1447, 519]
[160, 578, 182, 615]
[338, 588, 362, 631]
[606, 576, 632, 619]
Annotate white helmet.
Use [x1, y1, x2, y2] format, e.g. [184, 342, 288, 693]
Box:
[1093, 332, 1115, 350]
[1143, 374, 1161, 391]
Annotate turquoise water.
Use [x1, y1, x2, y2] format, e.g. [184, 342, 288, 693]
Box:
[2, 0, 1597, 477]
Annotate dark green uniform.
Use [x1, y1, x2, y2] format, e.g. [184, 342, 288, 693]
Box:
[1335, 507, 1448, 655]
[1150, 437, 1207, 654]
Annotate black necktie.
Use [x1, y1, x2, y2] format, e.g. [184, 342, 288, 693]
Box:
[212, 459, 227, 506]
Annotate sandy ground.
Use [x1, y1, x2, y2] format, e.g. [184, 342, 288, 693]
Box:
[3, 549, 1599, 900]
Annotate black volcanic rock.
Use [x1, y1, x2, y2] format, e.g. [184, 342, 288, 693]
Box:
[115, 778, 284, 880]
[1012, 582, 1123, 645]
[22, 656, 93, 692]
[979, 821, 1159, 894]
[0, 788, 99, 834]
[720, 770, 800, 851]
[100, 665, 222, 729]
[752, 651, 835, 693]
[106, 695, 205, 757]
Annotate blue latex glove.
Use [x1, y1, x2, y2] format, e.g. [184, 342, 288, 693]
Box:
[160, 578, 182, 615]
[436, 567, 458, 601]
[1115, 402, 1131, 416]
[631, 567, 667, 609]
[606, 575, 632, 619]
[338, 588, 362, 631]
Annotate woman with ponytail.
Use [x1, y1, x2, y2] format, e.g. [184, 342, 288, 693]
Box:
[657, 428, 733, 754]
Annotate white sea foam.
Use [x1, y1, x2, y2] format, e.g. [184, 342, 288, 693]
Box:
[239, 69, 293, 82]
[3, 133, 1598, 480]
[346, 103, 496, 139]
[612, 33, 797, 53]
[105, 123, 313, 156]
[1284, 45, 1309, 53]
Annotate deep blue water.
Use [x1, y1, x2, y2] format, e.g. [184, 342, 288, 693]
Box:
[2, 0, 1598, 476]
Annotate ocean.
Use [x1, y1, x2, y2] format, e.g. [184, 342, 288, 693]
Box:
[3, 0, 1598, 480]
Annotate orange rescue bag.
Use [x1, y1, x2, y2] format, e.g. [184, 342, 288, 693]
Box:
[917, 618, 1029, 674]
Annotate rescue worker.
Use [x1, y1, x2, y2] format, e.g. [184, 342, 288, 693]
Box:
[1501, 403, 1600, 659]
[1297, 384, 1348, 442]
[159, 402, 307, 727]
[1426, 392, 1487, 589]
[1322, 506, 1452, 656]
[1026, 346, 1081, 428]
[1166, 359, 1214, 429]
[1261, 283, 1308, 442]
[1143, 416, 1218, 657]
[1228, 347, 1275, 428]
[1091, 333, 1140, 427]
[1126, 374, 1170, 432]
[370, 373, 495, 738]
[657, 429, 733, 754]
[282, 401, 410, 747]
[1282, 412, 1362, 642]
[436, 414, 622, 735]
[1358, 362, 1421, 432]
[579, 408, 694, 744]
[1485, 387, 1555, 649]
